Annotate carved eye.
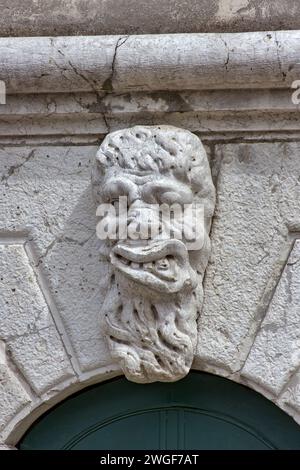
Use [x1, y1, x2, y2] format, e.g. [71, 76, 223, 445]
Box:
[142, 182, 193, 205]
[143, 185, 179, 204]
[110, 197, 129, 214]
[142, 185, 160, 204]
[102, 179, 135, 205]
[111, 199, 119, 207]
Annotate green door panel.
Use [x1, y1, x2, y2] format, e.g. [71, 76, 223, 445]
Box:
[19, 372, 300, 450]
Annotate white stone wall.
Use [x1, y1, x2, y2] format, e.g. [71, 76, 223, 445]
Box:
[0, 32, 300, 446]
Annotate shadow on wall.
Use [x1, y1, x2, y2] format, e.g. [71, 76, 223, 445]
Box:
[38, 184, 113, 372]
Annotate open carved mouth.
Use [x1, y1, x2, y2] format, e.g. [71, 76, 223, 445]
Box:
[110, 239, 196, 293]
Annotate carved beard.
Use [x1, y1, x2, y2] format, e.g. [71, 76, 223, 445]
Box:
[100, 239, 201, 383]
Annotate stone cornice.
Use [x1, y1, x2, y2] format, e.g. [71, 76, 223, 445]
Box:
[0, 89, 299, 140]
[1, 31, 300, 94]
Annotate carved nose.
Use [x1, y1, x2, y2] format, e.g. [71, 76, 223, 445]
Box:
[128, 209, 139, 219]
[127, 202, 142, 222]
[127, 203, 155, 240]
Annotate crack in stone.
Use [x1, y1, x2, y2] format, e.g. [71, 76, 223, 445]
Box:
[196, 114, 214, 132]
[1, 149, 36, 186]
[220, 36, 230, 71]
[236, 238, 296, 374]
[274, 32, 287, 82]
[50, 39, 111, 134]
[102, 35, 129, 92]
[33, 231, 95, 266]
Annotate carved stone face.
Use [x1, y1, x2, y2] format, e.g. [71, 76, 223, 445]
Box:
[92, 125, 215, 383]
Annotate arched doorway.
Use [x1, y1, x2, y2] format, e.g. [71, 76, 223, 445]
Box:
[19, 372, 300, 450]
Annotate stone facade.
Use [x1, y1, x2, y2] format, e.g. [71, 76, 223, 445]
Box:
[1, 1, 300, 36]
[0, 30, 300, 445]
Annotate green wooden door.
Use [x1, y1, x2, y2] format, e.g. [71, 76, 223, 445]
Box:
[19, 372, 300, 450]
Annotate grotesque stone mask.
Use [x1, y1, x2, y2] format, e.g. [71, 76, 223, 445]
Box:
[92, 125, 215, 383]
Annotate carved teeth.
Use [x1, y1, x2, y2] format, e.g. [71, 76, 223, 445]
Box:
[113, 239, 187, 265]
[131, 262, 140, 269]
[115, 253, 174, 274]
[143, 262, 153, 270]
[116, 256, 173, 272]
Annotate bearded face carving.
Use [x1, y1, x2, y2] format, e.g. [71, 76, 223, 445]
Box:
[92, 125, 215, 383]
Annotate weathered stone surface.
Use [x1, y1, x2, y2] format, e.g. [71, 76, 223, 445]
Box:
[0, 244, 75, 394]
[8, 327, 74, 395]
[242, 240, 300, 395]
[1, 139, 300, 395]
[0, 341, 31, 434]
[1, 1, 300, 37]
[0, 244, 51, 339]
[0, 146, 112, 372]
[1, 32, 300, 94]
[0, 135, 300, 439]
[0, 36, 118, 94]
[1, 89, 300, 139]
[0, 20, 300, 442]
[197, 142, 300, 374]
[279, 370, 300, 419]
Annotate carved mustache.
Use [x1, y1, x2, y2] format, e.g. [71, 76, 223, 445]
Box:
[110, 239, 197, 293]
